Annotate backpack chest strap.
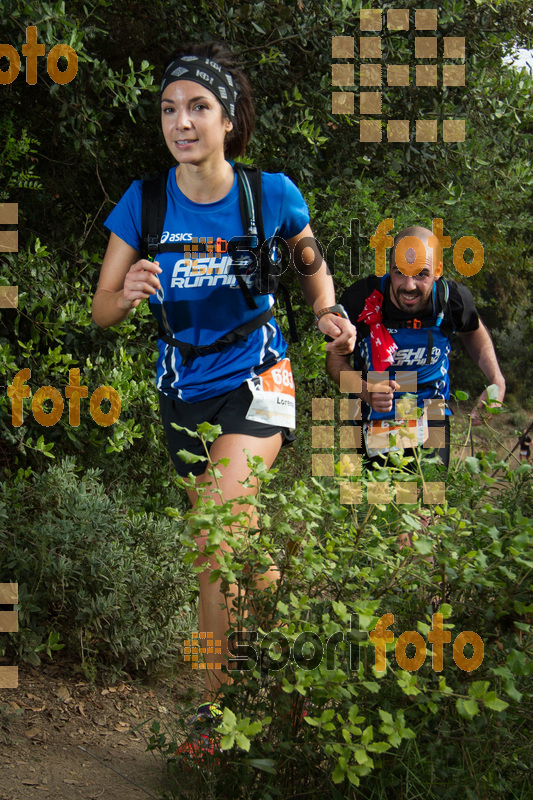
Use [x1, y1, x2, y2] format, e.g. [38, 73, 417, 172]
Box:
[159, 308, 273, 366]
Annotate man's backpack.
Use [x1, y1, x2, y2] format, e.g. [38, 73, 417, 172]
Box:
[139, 163, 297, 364]
[352, 274, 453, 370]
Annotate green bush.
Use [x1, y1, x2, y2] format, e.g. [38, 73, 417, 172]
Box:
[148, 427, 532, 799]
[0, 457, 195, 681]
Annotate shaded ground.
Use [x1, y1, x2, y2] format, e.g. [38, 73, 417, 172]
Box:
[0, 658, 202, 800]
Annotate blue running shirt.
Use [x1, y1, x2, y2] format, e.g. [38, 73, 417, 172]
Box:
[104, 165, 310, 401]
[341, 276, 480, 421]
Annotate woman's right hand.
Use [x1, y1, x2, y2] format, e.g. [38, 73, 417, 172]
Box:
[121, 259, 163, 310]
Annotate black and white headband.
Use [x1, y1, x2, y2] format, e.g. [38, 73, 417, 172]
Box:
[160, 55, 237, 120]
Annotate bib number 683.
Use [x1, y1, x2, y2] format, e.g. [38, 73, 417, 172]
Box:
[271, 368, 294, 389]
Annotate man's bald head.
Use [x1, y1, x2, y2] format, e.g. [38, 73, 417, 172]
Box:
[389, 226, 438, 275]
[388, 225, 443, 314]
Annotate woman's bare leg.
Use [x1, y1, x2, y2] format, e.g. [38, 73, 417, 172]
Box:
[185, 432, 282, 703]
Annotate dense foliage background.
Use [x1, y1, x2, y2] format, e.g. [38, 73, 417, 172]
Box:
[1, 1, 532, 797]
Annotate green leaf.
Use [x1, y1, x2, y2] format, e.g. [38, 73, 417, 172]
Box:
[245, 759, 276, 774]
[486, 384, 500, 401]
[176, 449, 206, 464]
[361, 725, 373, 745]
[456, 698, 479, 719]
[220, 734, 234, 750]
[196, 421, 222, 440]
[465, 456, 481, 475]
[468, 681, 489, 699]
[483, 693, 509, 712]
[222, 706, 237, 727]
[413, 536, 433, 555]
[235, 732, 250, 752]
[367, 741, 391, 753]
[455, 390, 469, 401]
[439, 603, 453, 619]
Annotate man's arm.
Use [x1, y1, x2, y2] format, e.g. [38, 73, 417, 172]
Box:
[325, 350, 353, 387]
[459, 320, 506, 424]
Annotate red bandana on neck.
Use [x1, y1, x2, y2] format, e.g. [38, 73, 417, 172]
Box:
[357, 290, 398, 371]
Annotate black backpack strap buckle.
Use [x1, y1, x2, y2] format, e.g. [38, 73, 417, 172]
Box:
[159, 309, 274, 366]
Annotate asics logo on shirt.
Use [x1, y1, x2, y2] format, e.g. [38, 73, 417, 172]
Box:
[160, 231, 194, 243]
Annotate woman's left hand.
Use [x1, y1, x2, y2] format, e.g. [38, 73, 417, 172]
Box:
[318, 315, 357, 355]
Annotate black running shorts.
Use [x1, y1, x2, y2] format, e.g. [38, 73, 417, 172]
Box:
[158, 383, 295, 477]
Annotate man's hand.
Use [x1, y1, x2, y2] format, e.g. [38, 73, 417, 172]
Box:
[318, 315, 356, 355]
[470, 384, 505, 427]
[361, 379, 400, 413]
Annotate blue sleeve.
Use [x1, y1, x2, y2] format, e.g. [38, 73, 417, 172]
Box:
[278, 174, 310, 239]
[261, 172, 310, 240]
[103, 179, 143, 250]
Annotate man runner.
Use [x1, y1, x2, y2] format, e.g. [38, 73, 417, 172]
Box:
[326, 225, 506, 470]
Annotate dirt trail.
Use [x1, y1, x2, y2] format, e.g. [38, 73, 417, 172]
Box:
[0, 659, 201, 800]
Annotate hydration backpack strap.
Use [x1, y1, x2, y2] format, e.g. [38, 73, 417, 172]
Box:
[435, 278, 453, 337]
[159, 308, 274, 366]
[226, 164, 260, 311]
[141, 171, 168, 260]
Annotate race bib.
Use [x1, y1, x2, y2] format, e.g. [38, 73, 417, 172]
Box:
[246, 358, 296, 429]
[363, 418, 427, 458]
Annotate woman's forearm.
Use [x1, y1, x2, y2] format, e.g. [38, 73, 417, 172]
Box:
[92, 288, 133, 328]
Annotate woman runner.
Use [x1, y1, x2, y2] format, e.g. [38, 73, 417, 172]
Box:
[92, 40, 355, 731]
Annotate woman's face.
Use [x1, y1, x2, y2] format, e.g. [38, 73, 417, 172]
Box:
[160, 80, 233, 166]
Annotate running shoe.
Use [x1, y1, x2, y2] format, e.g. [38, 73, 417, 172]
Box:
[174, 703, 223, 767]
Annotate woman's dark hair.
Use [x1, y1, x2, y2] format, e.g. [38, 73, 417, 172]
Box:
[166, 41, 254, 159]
